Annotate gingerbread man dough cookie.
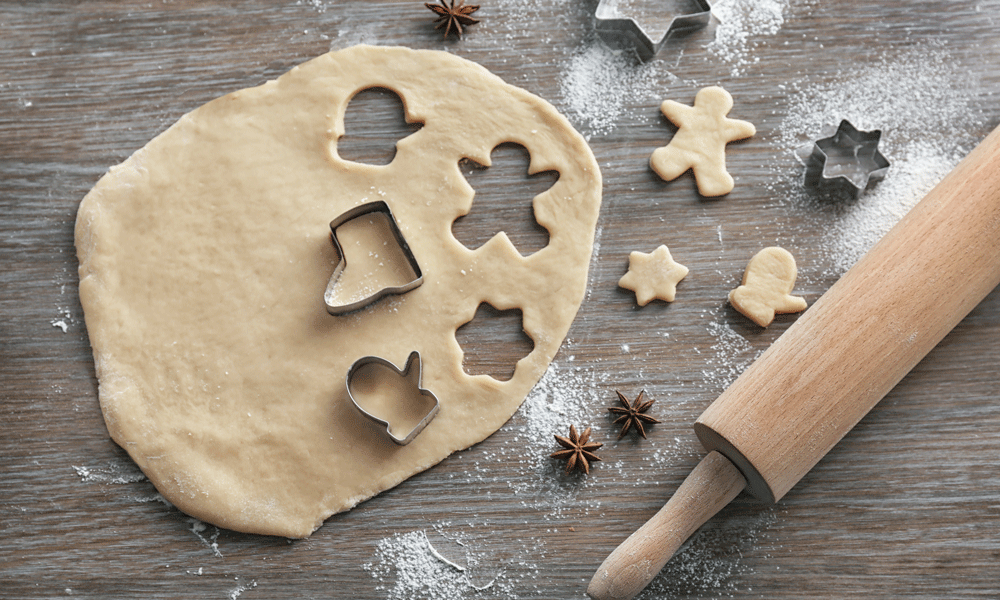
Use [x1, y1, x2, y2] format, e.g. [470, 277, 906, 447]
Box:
[618, 245, 689, 305]
[729, 247, 807, 327]
[650, 86, 755, 197]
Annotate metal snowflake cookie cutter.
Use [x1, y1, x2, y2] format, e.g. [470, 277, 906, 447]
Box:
[324, 200, 423, 315]
[594, 0, 712, 61]
[804, 119, 891, 198]
[346, 351, 440, 446]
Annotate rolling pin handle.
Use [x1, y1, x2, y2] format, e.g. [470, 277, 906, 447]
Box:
[586, 451, 747, 600]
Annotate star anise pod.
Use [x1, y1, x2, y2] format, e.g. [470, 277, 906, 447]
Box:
[608, 390, 661, 439]
[424, 0, 480, 39]
[551, 425, 603, 474]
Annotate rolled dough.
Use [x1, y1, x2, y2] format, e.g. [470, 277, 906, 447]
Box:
[75, 45, 602, 537]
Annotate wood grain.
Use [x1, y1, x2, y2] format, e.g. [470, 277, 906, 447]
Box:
[1, 1, 998, 599]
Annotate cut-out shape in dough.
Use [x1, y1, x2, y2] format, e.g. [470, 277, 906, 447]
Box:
[728, 246, 807, 327]
[455, 302, 534, 381]
[346, 351, 440, 445]
[618, 245, 689, 305]
[75, 45, 602, 538]
[452, 142, 557, 256]
[649, 86, 755, 197]
[337, 87, 423, 166]
[325, 201, 423, 315]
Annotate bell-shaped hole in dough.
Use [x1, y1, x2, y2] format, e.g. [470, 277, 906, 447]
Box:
[455, 303, 534, 382]
[337, 87, 423, 166]
[349, 360, 436, 439]
[452, 143, 557, 256]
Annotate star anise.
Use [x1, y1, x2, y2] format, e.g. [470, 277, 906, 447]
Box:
[551, 425, 603, 474]
[424, 0, 480, 39]
[608, 390, 661, 439]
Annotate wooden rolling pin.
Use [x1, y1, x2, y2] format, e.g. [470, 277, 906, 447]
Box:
[588, 123, 1000, 600]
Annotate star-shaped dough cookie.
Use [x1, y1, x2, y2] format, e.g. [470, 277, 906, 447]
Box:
[728, 246, 807, 327]
[619, 245, 689, 306]
[650, 86, 755, 197]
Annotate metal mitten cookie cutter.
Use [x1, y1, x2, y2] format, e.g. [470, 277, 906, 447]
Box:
[804, 119, 891, 197]
[325, 200, 423, 315]
[595, 0, 712, 61]
[346, 351, 440, 445]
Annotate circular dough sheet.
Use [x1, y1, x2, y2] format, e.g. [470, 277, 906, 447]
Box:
[75, 45, 602, 538]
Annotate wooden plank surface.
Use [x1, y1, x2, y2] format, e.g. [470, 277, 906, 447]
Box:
[1, 1, 998, 598]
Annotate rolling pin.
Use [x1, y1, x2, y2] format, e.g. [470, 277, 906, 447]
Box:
[588, 123, 1000, 600]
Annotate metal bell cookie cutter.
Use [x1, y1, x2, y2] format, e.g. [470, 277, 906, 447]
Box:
[595, 0, 712, 61]
[325, 200, 423, 315]
[346, 351, 440, 446]
[804, 119, 890, 198]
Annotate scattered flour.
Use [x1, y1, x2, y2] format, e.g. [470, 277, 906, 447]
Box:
[777, 46, 985, 275]
[708, 0, 791, 75]
[503, 361, 610, 497]
[227, 579, 257, 600]
[364, 530, 521, 600]
[295, 0, 328, 12]
[779, 47, 983, 156]
[638, 505, 779, 599]
[72, 461, 147, 485]
[51, 306, 72, 333]
[188, 519, 224, 558]
[821, 142, 963, 273]
[558, 39, 668, 137]
[702, 318, 760, 392]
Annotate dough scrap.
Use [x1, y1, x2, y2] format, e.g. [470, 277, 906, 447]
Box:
[728, 247, 807, 327]
[75, 46, 602, 538]
[618, 245, 689, 305]
[649, 86, 755, 197]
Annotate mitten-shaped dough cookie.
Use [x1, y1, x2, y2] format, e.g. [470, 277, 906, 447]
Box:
[729, 247, 807, 327]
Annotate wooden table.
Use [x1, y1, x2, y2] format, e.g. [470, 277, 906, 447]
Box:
[2, 1, 998, 598]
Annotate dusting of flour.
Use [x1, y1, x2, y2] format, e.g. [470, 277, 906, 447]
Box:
[821, 143, 963, 273]
[778, 47, 985, 275]
[708, 0, 791, 75]
[558, 39, 666, 137]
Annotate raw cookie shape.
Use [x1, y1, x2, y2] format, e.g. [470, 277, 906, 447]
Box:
[618, 245, 689, 305]
[649, 86, 755, 197]
[728, 247, 807, 327]
[75, 46, 602, 538]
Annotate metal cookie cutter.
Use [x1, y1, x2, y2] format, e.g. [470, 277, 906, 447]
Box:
[346, 351, 440, 446]
[595, 0, 712, 61]
[325, 200, 423, 315]
[804, 119, 890, 198]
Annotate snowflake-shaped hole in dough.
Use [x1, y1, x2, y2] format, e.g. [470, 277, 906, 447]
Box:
[455, 302, 534, 381]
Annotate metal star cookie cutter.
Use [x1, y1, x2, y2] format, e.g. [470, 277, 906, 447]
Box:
[804, 119, 891, 198]
[325, 200, 423, 315]
[346, 351, 440, 446]
[595, 0, 712, 61]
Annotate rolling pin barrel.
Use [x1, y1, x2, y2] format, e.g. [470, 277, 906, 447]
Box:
[695, 123, 1000, 503]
